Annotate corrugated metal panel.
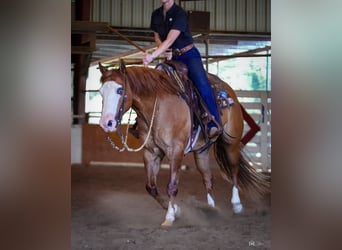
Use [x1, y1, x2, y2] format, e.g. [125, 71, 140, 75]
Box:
[236, 0, 246, 31]
[266, 0, 271, 31]
[153, 0, 160, 10]
[91, 0, 270, 33]
[215, 0, 226, 30]
[142, 0, 153, 27]
[92, 0, 99, 21]
[110, 0, 121, 25]
[246, 0, 256, 32]
[133, 1, 145, 27]
[256, 0, 266, 32]
[182, 1, 196, 10]
[121, 0, 131, 26]
[225, 0, 236, 31]
[194, 0, 206, 11]
[206, 1, 216, 30]
[100, 0, 111, 22]
[132, 0, 142, 25]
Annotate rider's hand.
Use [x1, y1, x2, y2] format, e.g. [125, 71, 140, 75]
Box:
[165, 49, 172, 61]
[142, 53, 155, 65]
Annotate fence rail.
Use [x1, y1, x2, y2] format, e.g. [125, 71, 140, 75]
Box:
[236, 90, 271, 171]
[77, 90, 271, 171]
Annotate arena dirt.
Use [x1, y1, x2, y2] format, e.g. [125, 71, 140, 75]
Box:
[72, 164, 271, 249]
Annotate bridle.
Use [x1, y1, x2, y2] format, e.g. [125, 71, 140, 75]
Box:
[100, 69, 127, 129]
[106, 98, 158, 152]
[114, 83, 127, 130]
[102, 66, 158, 152]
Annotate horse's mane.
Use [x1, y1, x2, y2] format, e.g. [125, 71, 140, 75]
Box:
[120, 66, 181, 96]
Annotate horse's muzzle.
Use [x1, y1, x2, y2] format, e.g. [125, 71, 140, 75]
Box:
[100, 118, 117, 133]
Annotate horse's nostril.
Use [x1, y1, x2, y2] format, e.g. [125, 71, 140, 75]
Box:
[107, 120, 113, 127]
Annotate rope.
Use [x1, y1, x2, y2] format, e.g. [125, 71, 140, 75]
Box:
[106, 97, 158, 152]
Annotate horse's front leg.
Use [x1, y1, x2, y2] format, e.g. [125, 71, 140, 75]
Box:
[143, 149, 168, 209]
[161, 147, 184, 227]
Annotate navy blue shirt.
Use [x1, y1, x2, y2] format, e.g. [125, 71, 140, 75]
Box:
[150, 3, 193, 50]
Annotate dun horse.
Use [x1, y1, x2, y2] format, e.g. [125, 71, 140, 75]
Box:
[98, 61, 269, 226]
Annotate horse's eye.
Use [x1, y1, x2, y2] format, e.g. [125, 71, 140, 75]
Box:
[117, 87, 123, 95]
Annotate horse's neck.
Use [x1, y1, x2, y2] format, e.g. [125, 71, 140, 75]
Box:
[131, 95, 157, 126]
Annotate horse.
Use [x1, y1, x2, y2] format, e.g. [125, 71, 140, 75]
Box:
[97, 60, 270, 226]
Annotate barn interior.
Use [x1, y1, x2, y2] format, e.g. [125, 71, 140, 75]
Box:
[71, 1, 271, 249]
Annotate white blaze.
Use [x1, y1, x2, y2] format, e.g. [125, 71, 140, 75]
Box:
[99, 81, 123, 132]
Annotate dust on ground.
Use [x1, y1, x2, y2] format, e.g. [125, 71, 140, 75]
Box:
[72, 164, 271, 250]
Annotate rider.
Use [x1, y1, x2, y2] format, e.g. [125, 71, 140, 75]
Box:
[142, 0, 222, 140]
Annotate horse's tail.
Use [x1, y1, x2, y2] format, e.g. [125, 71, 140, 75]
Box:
[213, 137, 270, 199]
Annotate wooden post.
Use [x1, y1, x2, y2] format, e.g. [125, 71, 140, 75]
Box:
[72, 0, 92, 124]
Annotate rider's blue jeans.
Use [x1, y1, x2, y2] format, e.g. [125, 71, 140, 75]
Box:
[174, 47, 221, 128]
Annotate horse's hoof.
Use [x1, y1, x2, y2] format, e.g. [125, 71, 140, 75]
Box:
[161, 219, 173, 227]
[232, 203, 243, 214]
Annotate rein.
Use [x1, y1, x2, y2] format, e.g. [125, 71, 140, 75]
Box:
[106, 97, 158, 152]
[105, 68, 158, 152]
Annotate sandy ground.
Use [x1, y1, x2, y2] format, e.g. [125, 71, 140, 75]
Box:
[72, 164, 271, 250]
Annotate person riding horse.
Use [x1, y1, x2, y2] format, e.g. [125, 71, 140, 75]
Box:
[142, 0, 222, 140]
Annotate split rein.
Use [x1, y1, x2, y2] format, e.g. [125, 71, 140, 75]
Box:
[105, 70, 158, 152]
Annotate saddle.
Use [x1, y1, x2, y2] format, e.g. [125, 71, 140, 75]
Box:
[155, 60, 233, 150]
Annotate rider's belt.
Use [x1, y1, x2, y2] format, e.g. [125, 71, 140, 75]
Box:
[173, 44, 194, 57]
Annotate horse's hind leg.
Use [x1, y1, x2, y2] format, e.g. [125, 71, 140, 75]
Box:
[143, 149, 168, 209]
[214, 133, 243, 214]
[193, 148, 216, 207]
[227, 145, 244, 214]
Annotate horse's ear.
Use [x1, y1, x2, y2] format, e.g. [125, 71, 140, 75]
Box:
[98, 63, 107, 74]
[119, 59, 126, 73]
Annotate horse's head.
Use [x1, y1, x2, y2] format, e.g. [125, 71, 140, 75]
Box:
[98, 62, 128, 133]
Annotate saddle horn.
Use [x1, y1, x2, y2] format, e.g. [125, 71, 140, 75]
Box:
[119, 59, 126, 73]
